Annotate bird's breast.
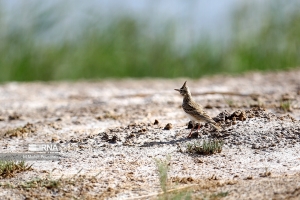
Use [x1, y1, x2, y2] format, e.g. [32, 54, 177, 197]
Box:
[181, 110, 198, 122]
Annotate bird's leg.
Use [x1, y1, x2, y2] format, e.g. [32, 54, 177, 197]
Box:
[188, 123, 202, 138]
[187, 124, 195, 138]
[196, 123, 202, 132]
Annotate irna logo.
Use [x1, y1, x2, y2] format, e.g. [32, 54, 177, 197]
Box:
[28, 143, 60, 152]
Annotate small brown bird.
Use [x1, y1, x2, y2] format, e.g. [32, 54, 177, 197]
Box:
[175, 81, 221, 137]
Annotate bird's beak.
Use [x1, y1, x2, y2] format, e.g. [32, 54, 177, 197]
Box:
[174, 89, 180, 92]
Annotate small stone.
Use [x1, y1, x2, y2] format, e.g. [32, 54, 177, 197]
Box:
[52, 136, 59, 142]
[154, 119, 159, 125]
[204, 104, 213, 109]
[194, 158, 204, 163]
[8, 113, 20, 121]
[187, 121, 194, 129]
[108, 135, 117, 143]
[100, 132, 109, 141]
[190, 132, 199, 138]
[164, 123, 172, 130]
[70, 138, 79, 143]
[252, 144, 260, 149]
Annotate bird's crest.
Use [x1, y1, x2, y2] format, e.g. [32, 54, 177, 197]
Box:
[181, 81, 187, 89]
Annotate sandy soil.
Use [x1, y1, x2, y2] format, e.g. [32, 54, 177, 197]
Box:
[0, 69, 300, 199]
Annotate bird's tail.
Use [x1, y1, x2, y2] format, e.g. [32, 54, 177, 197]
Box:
[211, 123, 222, 131]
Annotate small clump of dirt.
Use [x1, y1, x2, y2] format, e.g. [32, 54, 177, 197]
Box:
[164, 123, 172, 130]
[96, 112, 120, 120]
[98, 132, 118, 143]
[108, 135, 118, 143]
[8, 113, 21, 121]
[3, 123, 36, 138]
[213, 107, 275, 126]
[187, 121, 194, 129]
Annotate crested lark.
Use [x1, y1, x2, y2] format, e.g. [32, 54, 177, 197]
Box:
[175, 81, 221, 137]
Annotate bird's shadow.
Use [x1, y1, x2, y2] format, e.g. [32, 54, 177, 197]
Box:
[138, 129, 229, 147]
[139, 136, 197, 147]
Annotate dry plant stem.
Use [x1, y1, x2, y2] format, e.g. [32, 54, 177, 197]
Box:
[126, 184, 197, 200]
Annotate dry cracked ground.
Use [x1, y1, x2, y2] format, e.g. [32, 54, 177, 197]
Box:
[0, 69, 300, 199]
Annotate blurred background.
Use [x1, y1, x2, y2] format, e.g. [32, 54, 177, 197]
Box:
[0, 0, 299, 82]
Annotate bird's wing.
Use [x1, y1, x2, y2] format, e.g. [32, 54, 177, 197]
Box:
[183, 100, 216, 124]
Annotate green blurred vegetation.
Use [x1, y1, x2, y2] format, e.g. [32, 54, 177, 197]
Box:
[0, 2, 299, 82]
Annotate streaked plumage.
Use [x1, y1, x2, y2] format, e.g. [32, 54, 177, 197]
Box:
[175, 81, 221, 137]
